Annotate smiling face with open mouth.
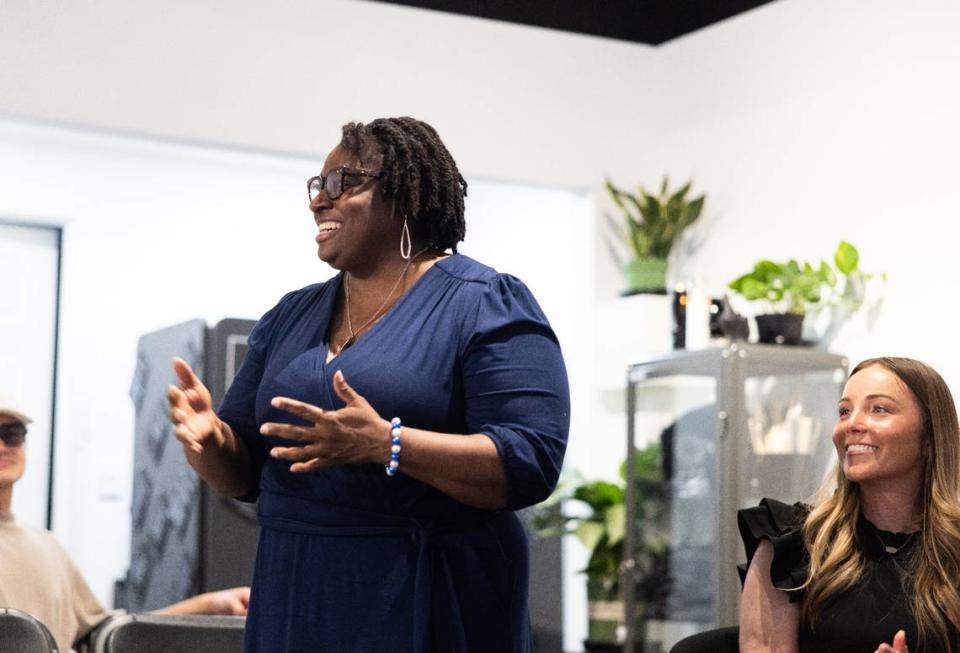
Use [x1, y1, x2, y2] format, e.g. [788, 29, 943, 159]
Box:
[832, 364, 926, 491]
[308, 144, 396, 274]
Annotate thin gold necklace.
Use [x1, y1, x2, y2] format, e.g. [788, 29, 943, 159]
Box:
[340, 247, 430, 352]
[874, 528, 917, 555]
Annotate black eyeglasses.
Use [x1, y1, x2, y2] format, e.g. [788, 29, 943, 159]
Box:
[0, 423, 26, 448]
[307, 167, 380, 202]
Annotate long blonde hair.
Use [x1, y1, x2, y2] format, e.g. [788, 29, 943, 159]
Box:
[801, 357, 960, 651]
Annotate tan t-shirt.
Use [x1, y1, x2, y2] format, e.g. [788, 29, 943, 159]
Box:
[0, 513, 108, 652]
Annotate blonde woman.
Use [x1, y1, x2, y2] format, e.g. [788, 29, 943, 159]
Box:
[739, 357, 960, 653]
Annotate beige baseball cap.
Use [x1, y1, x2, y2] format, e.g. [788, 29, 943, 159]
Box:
[0, 398, 32, 425]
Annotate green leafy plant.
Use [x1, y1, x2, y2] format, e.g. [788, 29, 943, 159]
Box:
[727, 240, 869, 315]
[532, 444, 670, 599]
[604, 177, 706, 293]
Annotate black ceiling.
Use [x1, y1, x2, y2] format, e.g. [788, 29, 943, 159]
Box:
[366, 0, 777, 45]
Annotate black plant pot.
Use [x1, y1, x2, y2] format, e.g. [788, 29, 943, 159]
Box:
[755, 313, 805, 345]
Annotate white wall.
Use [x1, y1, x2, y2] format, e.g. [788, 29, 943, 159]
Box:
[0, 0, 659, 189]
[652, 0, 960, 379]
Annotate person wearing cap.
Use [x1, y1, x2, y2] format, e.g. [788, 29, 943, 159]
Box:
[0, 402, 251, 652]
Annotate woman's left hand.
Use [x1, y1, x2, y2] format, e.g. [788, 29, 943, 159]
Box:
[875, 629, 909, 653]
[260, 370, 390, 472]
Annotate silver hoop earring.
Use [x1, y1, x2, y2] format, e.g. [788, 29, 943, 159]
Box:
[400, 217, 412, 260]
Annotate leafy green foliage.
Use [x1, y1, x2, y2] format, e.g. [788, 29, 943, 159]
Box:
[573, 480, 624, 510]
[620, 442, 664, 485]
[834, 241, 858, 274]
[604, 177, 705, 262]
[531, 444, 671, 601]
[728, 240, 870, 315]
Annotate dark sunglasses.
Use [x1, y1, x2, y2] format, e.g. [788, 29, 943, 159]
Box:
[0, 422, 26, 448]
[307, 167, 380, 202]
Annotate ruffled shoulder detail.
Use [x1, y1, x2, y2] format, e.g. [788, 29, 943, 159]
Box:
[737, 498, 810, 601]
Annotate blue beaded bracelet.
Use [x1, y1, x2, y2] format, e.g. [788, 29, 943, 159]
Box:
[385, 417, 401, 477]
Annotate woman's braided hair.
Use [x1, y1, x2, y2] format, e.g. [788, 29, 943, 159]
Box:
[340, 117, 467, 252]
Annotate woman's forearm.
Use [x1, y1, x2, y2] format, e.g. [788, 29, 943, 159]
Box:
[393, 429, 508, 510]
[263, 379, 512, 510]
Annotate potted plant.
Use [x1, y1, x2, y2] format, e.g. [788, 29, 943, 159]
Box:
[727, 240, 868, 345]
[533, 444, 670, 652]
[604, 177, 706, 295]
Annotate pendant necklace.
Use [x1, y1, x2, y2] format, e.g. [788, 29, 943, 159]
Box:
[339, 247, 430, 352]
[874, 529, 916, 555]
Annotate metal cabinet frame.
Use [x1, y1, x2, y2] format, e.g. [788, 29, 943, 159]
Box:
[623, 344, 848, 652]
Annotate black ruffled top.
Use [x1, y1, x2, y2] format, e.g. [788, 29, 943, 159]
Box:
[736, 498, 954, 653]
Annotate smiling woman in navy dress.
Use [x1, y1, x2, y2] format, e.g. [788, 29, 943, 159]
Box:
[166, 117, 570, 652]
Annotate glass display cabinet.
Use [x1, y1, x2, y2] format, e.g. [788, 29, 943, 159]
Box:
[622, 343, 848, 653]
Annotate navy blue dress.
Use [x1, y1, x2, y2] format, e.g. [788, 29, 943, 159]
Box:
[218, 254, 571, 653]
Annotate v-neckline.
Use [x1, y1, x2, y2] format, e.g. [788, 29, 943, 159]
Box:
[323, 256, 449, 365]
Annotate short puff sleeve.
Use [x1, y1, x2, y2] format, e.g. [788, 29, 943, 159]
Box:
[461, 274, 570, 511]
[737, 498, 810, 601]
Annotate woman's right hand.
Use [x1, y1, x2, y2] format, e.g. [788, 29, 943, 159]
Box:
[167, 357, 224, 454]
[875, 630, 909, 653]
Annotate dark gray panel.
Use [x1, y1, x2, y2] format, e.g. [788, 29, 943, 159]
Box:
[119, 320, 206, 612]
[118, 319, 259, 610]
[522, 507, 564, 653]
[199, 319, 259, 593]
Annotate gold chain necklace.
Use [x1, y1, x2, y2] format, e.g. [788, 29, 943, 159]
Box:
[340, 247, 430, 352]
[874, 528, 917, 555]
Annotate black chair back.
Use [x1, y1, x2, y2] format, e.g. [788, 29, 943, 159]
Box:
[0, 607, 59, 652]
[669, 625, 739, 653]
[87, 614, 245, 653]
